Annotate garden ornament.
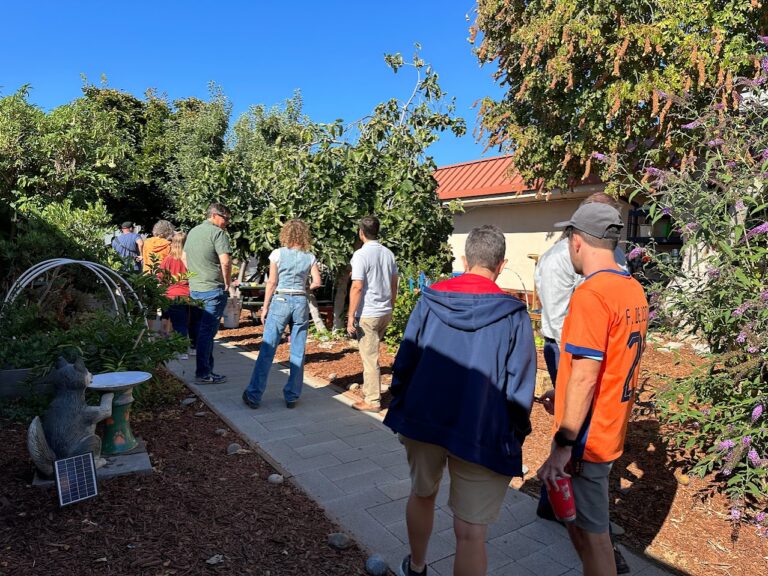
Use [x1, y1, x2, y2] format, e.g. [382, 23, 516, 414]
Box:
[27, 357, 114, 477]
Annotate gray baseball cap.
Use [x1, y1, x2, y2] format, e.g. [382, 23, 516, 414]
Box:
[554, 203, 624, 240]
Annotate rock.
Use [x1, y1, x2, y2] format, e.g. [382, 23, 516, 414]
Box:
[327, 373, 338, 382]
[267, 473, 284, 485]
[180, 397, 197, 406]
[675, 471, 690, 486]
[349, 383, 360, 391]
[226, 443, 242, 455]
[215, 428, 227, 436]
[194, 411, 207, 417]
[327, 532, 353, 550]
[692, 343, 710, 355]
[318, 341, 334, 349]
[365, 554, 388, 576]
[205, 554, 224, 565]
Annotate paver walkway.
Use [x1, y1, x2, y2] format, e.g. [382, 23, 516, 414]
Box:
[167, 340, 671, 576]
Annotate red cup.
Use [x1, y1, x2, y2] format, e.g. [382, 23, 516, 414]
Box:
[546, 476, 577, 522]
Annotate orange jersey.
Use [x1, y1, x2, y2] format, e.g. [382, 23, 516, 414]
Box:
[554, 269, 649, 463]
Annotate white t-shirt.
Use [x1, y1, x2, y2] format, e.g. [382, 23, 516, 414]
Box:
[350, 241, 398, 318]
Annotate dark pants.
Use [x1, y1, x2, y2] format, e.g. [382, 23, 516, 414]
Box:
[167, 303, 201, 346]
[539, 337, 560, 514]
[190, 288, 228, 378]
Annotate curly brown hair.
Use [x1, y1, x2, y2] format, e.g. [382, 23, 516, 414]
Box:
[279, 219, 311, 252]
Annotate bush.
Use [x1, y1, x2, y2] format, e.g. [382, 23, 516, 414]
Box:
[602, 60, 768, 524]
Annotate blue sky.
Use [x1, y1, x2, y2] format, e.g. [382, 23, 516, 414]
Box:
[1, 1, 505, 167]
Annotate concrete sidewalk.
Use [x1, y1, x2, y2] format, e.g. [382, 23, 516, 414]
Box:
[167, 341, 670, 576]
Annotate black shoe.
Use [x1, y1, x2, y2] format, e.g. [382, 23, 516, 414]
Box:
[399, 555, 426, 576]
[196, 373, 226, 384]
[614, 545, 630, 574]
[536, 501, 559, 523]
[242, 391, 260, 409]
[286, 400, 297, 409]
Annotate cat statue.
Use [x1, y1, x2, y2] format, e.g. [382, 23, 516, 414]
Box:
[27, 357, 114, 477]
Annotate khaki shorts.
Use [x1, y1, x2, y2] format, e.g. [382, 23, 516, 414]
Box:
[401, 435, 512, 525]
[571, 460, 614, 533]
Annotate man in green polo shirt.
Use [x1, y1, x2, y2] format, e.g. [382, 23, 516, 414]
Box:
[184, 202, 233, 384]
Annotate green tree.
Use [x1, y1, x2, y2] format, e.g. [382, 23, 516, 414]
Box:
[473, 0, 767, 189]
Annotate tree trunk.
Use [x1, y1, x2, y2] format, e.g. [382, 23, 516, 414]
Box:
[333, 266, 351, 330]
[307, 292, 327, 333]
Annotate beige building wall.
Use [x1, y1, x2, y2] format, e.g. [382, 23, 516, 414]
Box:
[448, 192, 630, 292]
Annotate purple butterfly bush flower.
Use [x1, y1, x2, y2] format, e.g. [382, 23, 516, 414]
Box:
[761, 149, 768, 161]
[746, 222, 768, 239]
[736, 331, 747, 344]
[682, 120, 702, 130]
[735, 199, 746, 211]
[726, 161, 737, 169]
[648, 310, 656, 320]
[762, 57, 768, 73]
[706, 267, 720, 279]
[731, 508, 742, 521]
[749, 450, 761, 467]
[701, 408, 711, 416]
[753, 404, 764, 423]
[591, 152, 607, 161]
[661, 207, 672, 216]
[757, 511, 767, 524]
[719, 439, 735, 451]
[748, 346, 759, 354]
[733, 302, 750, 316]
[760, 35, 768, 46]
[658, 90, 669, 100]
[713, 102, 725, 110]
[742, 436, 752, 446]
[684, 222, 699, 233]
[645, 166, 663, 177]
[627, 247, 645, 260]
[707, 138, 725, 147]
[761, 289, 768, 301]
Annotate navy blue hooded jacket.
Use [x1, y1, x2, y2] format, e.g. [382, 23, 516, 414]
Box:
[383, 285, 537, 477]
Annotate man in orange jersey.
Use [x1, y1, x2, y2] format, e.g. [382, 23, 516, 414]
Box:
[537, 203, 649, 576]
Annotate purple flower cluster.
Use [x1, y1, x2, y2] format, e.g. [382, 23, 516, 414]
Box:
[733, 302, 750, 316]
[760, 35, 768, 46]
[707, 138, 725, 147]
[735, 199, 746, 212]
[591, 152, 607, 161]
[706, 267, 720, 279]
[681, 120, 702, 130]
[719, 439, 735, 450]
[761, 149, 768, 161]
[684, 222, 699, 233]
[761, 290, 768, 302]
[645, 166, 663, 177]
[742, 436, 752, 446]
[736, 331, 747, 344]
[753, 404, 764, 423]
[762, 57, 768, 73]
[749, 450, 761, 467]
[746, 222, 768, 239]
[726, 161, 737, 169]
[731, 508, 741, 521]
[748, 346, 759, 354]
[757, 511, 767, 524]
[658, 90, 669, 100]
[627, 247, 645, 260]
[661, 207, 672, 216]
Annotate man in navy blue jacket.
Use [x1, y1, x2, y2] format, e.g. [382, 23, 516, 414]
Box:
[384, 225, 537, 576]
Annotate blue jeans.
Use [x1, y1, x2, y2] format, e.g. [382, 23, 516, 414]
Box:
[167, 303, 201, 346]
[191, 288, 228, 378]
[245, 294, 309, 403]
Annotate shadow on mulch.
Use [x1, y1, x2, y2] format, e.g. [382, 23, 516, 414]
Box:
[0, 391, 370, 576]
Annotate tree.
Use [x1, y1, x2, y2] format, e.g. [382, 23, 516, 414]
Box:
[472, 0, 767, 189]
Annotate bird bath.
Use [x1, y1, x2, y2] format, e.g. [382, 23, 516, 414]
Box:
[90, 371, 151, 454]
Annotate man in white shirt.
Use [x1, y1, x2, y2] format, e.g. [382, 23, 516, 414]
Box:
[346, 216, 399, 413]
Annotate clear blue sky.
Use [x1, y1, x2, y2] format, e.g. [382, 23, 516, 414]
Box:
[1, 1, 504, 167]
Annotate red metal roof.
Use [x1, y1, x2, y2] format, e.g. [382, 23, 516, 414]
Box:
[435, 155, 534, 201]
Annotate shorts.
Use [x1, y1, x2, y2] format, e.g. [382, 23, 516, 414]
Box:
[571, 460, 613, 533]
[400, 435, 511, 525]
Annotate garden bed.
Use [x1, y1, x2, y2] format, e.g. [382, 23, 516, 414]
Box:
[217, 315, 768, 576]
[0, 368, 369, 575]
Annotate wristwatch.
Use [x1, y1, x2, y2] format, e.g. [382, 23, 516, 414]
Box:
[554, 430, 577, 448]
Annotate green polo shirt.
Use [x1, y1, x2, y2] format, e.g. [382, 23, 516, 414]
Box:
[184, 220, 231, 292]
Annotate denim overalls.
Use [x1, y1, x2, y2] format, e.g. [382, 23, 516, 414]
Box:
[246, 248, 314, 403]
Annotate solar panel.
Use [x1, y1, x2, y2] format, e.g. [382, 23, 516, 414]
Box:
[54, 453, 98, 506]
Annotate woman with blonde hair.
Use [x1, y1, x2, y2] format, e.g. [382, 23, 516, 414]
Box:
[159, 231, 200, 358]
[243, 219, 321, 409]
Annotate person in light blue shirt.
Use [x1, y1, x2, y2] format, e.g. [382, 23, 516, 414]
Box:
[111, 221, 143, 272]
[243, 220, 321, 409]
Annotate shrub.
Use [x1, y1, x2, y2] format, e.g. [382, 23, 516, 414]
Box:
[601, 57, 768, 525]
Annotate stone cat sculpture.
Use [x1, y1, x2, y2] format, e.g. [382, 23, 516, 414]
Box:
[27, 357, 113, 477]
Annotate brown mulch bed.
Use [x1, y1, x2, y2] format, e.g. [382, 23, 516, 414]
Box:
[0, 373, 369, 575]
[218, 314, 768, 576]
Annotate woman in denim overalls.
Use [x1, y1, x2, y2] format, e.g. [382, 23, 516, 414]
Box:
[243, 220, 321, 408]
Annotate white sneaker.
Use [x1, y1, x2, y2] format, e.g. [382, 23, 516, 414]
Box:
[179, 353, 189, 360]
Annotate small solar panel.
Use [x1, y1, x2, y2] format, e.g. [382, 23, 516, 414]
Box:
[54, 453, 98, 506]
